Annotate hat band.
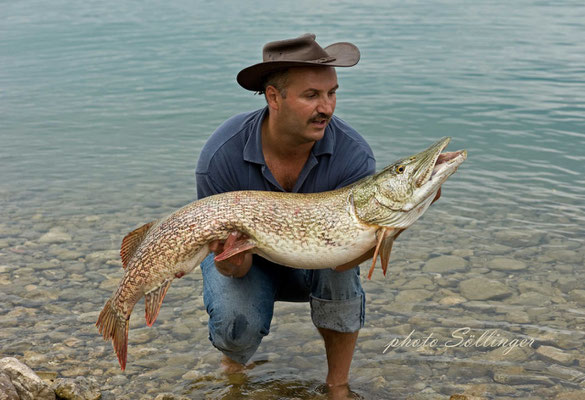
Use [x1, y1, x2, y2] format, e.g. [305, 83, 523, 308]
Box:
[314, 56, 336, 63]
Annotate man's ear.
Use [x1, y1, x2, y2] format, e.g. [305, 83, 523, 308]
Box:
[265, 85, 281, 111]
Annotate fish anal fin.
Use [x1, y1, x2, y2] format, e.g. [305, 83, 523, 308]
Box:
[144, 279, 171, 327]
[121, 221, 157, 269]
[214, 232, 256, 262]
[96, 298, 130, 370]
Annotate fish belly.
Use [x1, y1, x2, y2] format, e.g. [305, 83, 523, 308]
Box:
[254, 228, 376, 269]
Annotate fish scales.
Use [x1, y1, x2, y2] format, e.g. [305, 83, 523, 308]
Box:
[97, 137, 467, 370]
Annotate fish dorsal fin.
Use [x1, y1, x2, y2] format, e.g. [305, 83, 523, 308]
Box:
[144, 279, 172, 327]
[120, 221, 157, 269]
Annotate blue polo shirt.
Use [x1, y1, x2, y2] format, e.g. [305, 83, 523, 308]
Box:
[196, 107, 375, 199]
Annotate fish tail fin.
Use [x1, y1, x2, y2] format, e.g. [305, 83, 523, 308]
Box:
[96, 298, 130, 370]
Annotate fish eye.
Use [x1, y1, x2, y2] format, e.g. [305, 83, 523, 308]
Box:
[395, 165, 405, 174]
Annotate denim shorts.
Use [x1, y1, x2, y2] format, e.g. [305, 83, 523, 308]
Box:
[200, 253, 365, 364]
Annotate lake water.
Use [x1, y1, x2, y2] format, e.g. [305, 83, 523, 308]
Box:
[1, 0, 584, 399]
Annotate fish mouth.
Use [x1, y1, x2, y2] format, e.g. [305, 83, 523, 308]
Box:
[430, 148, 467, 181]
[404, 137, 467, 211]
[413, 137, 466, 187]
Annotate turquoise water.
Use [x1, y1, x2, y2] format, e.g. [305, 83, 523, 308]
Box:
[1, 1, 585, 399]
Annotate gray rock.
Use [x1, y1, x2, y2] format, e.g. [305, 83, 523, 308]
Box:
[536, 345, 575, 366]
[487, 257, 527, 271]
[439, 295, 466, 305]
[401, 276, 433, 289]
[52, 377, 101, 400]
[493, 229, 543, 247]
[507, 292, 551, 306]
[0, 357, 55, 400]
[0, 371, 19, 400]
[38, 228, 71, 244]
[518, 281, 554, 296]
[85, 250, 119, 264]
[423, 255, 467, 273]
[545, 249, 583, 264]
[153, 394, 190, 400]
[569, 290, 585, 305]
[395, 289, 434, 304]
[493, 373, 554, 386]
[459, 278, 513, 301]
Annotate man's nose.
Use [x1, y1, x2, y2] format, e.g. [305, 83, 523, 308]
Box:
[317, 95, 335, 116]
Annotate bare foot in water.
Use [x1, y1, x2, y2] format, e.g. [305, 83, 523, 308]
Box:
[220, 355, 258, 374]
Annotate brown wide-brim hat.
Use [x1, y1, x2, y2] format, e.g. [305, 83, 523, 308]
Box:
[237, 33, 360, 92]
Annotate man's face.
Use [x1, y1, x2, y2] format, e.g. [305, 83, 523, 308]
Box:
[275, 66, 338, 144]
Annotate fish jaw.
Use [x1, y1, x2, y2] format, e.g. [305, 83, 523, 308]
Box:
[402, 147, 467, 211]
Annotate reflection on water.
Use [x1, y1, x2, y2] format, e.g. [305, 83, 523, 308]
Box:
[1, 0, 585, 398]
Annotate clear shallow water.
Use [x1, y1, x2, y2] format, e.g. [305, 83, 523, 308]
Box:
[1, 1, 585, 399]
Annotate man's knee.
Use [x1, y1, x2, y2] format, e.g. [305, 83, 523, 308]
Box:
[208, 312, 269, 364]
[310, 267, 365, 332]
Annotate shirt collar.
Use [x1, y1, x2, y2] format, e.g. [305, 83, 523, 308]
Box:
[243, 106, 335, 164]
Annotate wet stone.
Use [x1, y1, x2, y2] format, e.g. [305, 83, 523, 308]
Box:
[545, 249, 583, 264]
[505, 310, 531, 324]
[518, 281, 555, 296]
[85, 250, 119, 264]
[556, 277, 582, 293]
[459, 277, 513, 301]
[401, 276, 434, 289]
[439, 295, 467, 305]
[493, 230, 535, 246]
[52, 376, 101, 400]
[507, 292, 552, 307]
[0, 357, 55, 400]
[398, 289, 435, 304]
[536, 345, 575, 366]
[0, 371, 19, 400]
[38, 228, 72, 244]
[487, 257, 527, 271]
[493, 372, 555, 386]
[423, 255, 467, 273]
[568, 290, 585, 305]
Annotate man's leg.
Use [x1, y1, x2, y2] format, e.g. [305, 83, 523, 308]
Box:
[201, 254, 278, 365]
[310, 267, 365, 387]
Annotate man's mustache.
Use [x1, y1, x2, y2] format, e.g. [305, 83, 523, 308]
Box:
[309, 113, 332, 123]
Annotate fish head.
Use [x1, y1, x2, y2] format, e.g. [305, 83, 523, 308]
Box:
[353, 137, 467, 227]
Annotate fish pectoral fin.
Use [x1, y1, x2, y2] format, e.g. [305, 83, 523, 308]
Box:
[367, 228, 387, 280]
[367, 228, 404, 279]
[214, 232, 256, 262]
[121, 220, 157, 269]
[380, 229, 403, 276]
[144, 279, 172, 327]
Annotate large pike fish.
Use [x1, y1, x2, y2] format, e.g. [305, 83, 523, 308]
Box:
[97, 137, 466, 370]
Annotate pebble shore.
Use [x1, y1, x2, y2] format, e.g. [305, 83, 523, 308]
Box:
[1, 199, 584, 399]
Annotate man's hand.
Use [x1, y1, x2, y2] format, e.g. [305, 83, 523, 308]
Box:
[209, 232, 253, 278]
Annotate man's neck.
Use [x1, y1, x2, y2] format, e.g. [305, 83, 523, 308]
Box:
[260, 114, 314, 191]
[261, 114, 314, 162]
